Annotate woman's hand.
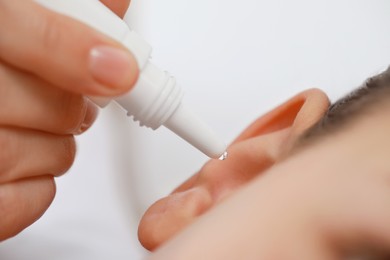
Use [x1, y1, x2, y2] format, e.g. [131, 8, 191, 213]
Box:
[0, 0, 136, 240]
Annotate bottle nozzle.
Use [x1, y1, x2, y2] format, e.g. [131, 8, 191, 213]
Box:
[36, 0, 227, 159]
[164, 104, 227, 159]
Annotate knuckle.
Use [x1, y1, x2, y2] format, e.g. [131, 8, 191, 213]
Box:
[38, 12, 65, 51]
[0, 130, 17, 177]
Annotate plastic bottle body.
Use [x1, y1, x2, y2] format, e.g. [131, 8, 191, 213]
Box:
[115, 61, 184, 130]
[34, 0, 227, 158]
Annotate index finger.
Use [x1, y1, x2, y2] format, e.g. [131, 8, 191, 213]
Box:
[0, 0, 139, 96]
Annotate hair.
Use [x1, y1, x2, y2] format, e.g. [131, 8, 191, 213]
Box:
[297, 66, 390, 146]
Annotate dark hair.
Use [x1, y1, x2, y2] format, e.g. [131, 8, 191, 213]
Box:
[298, 66, 390, 144]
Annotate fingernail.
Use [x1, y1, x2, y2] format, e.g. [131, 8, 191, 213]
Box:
[77, 101, 99, 135]
[89, 46, 137, 94]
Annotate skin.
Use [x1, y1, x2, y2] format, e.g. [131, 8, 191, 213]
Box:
[139, 89, 330, 249]
[140, 89, 390, 259]
[0, 0, 135, 241]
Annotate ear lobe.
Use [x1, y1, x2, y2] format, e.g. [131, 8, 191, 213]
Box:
[138, 186, 213, 251]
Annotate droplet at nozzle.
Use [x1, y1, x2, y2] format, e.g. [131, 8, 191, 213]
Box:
[35, 0, 227, 159]
[219, 151, 228, 161]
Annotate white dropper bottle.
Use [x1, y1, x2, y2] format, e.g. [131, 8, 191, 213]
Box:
[35, 0, 227, 159]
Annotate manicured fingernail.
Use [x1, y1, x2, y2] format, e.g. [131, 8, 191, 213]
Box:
[89, 46, 137, 94]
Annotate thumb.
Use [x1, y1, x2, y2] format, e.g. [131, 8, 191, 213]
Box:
[0, 1, 139, 96]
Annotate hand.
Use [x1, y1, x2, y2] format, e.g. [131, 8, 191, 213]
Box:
[0, 0, 137, 240]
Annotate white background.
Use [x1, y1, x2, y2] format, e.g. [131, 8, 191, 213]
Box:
[1, 0, 390, 259]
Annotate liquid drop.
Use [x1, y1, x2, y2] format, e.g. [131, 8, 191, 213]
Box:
[219, 151, 228, 161]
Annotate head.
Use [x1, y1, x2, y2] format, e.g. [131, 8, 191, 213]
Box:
[138, 67, 390, 250]
[295, 67, 390, 148]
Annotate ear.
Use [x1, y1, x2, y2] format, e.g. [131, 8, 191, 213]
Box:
[138, 88, 330, 250]
[232, 88, 330, 147]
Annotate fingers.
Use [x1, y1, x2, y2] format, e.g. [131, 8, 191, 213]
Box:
[0, 0, 139, 96]
[0, 62, 98, 134]
[0, 176, 55, 241]
[0, 128, 76, 183]
[100, 0, 131, 18]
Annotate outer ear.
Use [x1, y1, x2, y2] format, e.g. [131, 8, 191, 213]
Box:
[138, 88, 330, 251]
[233, 88, 330, 146]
